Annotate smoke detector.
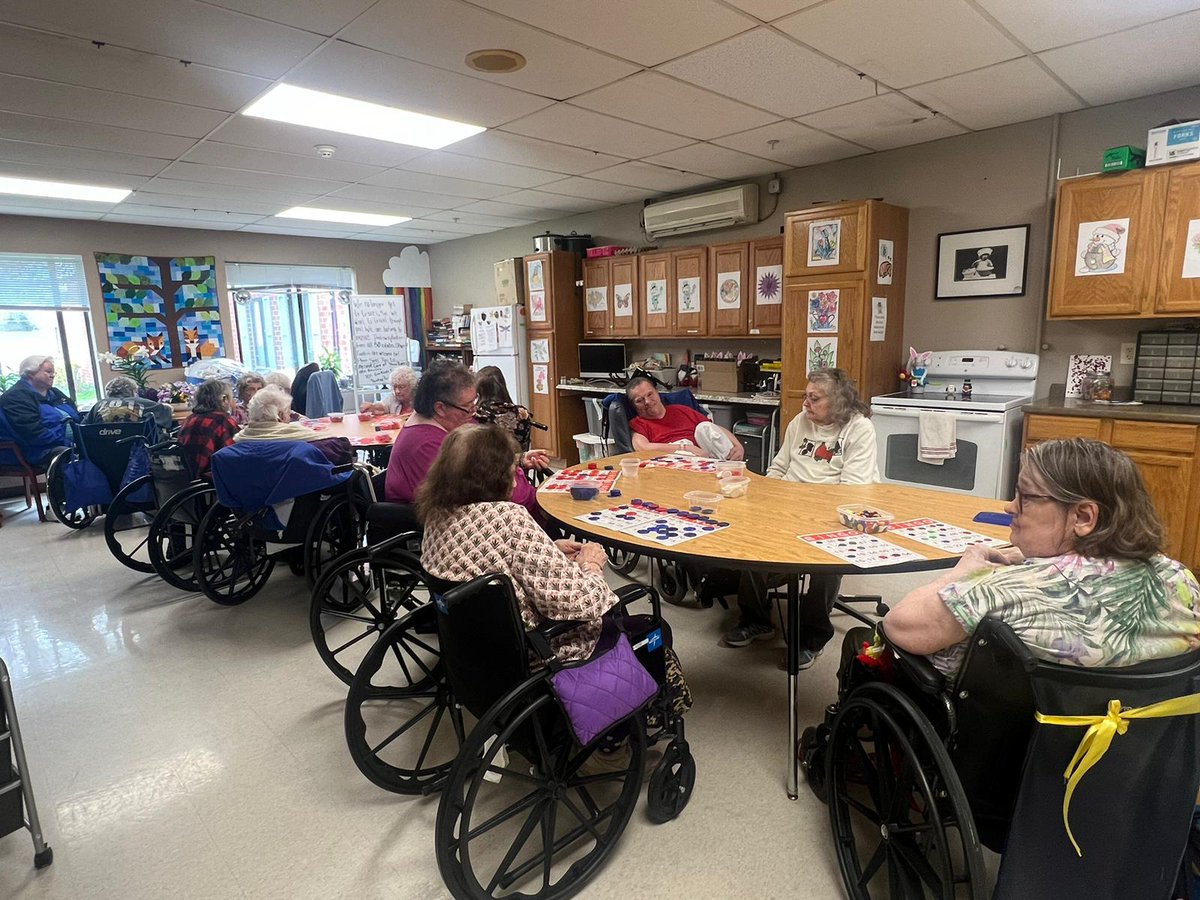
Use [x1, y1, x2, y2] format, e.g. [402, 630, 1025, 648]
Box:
[465, 49, 526, 74]
[314, 144, 337, 159]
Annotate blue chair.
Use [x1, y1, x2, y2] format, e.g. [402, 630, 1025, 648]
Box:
[600, 388, 707, 454]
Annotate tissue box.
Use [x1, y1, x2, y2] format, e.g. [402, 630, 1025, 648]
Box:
[1147, 121, 1200, 166]
[697, 359, 738, 393]
[1102, 145, 1145, 172]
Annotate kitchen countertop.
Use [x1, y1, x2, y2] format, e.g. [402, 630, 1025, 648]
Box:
[556, 382, 780, 407]
[1022, 397, 1200, 425]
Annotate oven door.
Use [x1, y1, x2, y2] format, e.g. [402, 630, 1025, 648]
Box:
[870, 405, 1009, 498]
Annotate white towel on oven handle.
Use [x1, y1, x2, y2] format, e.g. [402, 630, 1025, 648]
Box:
[918, 411, 957, 466]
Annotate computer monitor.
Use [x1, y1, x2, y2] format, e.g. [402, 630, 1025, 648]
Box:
[578, 343, 627, 379]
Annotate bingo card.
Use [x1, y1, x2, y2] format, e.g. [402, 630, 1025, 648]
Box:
[799, 529, 926, 568]
[577, 499, 729, 546]
[888, 518, 1007, 554]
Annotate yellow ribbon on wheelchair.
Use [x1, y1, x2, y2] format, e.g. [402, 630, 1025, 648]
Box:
[1035, 693, 1200, 857]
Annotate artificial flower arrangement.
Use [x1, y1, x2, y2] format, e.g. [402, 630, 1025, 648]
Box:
[157, 381, 196, 405]
[97, 350, 152, 390]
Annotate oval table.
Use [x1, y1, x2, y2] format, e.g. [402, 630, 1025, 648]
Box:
[538, 450, 1010, 799]
[303, 413, 404, 450]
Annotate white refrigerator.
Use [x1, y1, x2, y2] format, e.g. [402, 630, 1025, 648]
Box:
[469, 305, 529, 407]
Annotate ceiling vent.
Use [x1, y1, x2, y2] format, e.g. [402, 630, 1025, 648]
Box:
[642, 184, 759, 239]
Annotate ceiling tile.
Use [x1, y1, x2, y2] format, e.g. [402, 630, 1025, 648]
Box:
[107, 204, 262, 225]
[906, 58, 1082, 130]
[0, 196, 117, 214]
[446, 132, 623, 175]
[180, 142, 386, 183]
[360, 222, 456, 239]
[0, 25, 272, 112]
[350, 231, 448, 244]
[403, 218, 497, 235]
[340, 0, 639, 100]
[0, 159, 147, 189]
[281, 195, 445, 218]
[1038, 12, 1200, 105]
[0, 139, 168, 177]
[643, 143, 777, 179]
[0, 74, 230, 138]
[449, 199, 547, 222]
[713, 120, 866, 167]
[156, 161, 349, 195]
[489, 189, 610, 213]
[133, 177, 318, 206]
[722, 0, 824, 20]
[362, 168, 530, 198]
[776, 0, 1023, 89]
[122, 190, 287, 217]
[399, 152, 579, 189]
[472, 0, 756, 67]
[500, 105, 692, 158]
[245, 218, 367, 233]
[572, 72, 778, 140]
[798, 93, 967, 151]
[200, 0, 379, 36]
[327, 182, 482, 209]
[0, 0, 324, 79]
[424, 209, 534, 227]
[288, 40, 552, 128]
[103, 213, 246, 231]
[586, 161, 717, 192]
[974, 0, 1200, 52]
[0, 111, 198, 159]
[657, 28, 876, 117]
[204, 117, 429, 168]
[536, 177, 649, 204]
[0, 206, 105, 221]
[240, 223, 370, 238]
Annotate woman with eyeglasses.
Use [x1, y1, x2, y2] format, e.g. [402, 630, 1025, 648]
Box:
[883, 438, 1200, 675]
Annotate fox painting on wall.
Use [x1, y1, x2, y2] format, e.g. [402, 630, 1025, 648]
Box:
[97, 253, 224, 369]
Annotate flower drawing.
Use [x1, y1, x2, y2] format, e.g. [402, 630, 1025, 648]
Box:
[757, 271, 780, 301]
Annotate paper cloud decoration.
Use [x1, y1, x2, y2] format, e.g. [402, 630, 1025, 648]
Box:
[383, 246, 432, 289]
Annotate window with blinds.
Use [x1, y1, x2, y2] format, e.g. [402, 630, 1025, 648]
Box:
[0, 252, 91, 309]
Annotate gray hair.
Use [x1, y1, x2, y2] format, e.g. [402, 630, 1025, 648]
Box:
[19, 355, 53, 378]
[625, 376, 657, 401]
[247, 384, 292, 423]
[807, 368, 870, 427]
[236, 373, 266, 404]
[389, 366, 419, 399]
[192, 379, 232, 415]
[413, 360, 475, 418]
[104, 375, 139, 398]
[263, 371, 292, 392]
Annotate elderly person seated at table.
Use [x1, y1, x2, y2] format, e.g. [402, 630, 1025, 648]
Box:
[882, 438, 1200, 676]
[627, 377, 743, 460]
[233, 373, 266, 426]
[383, 360, 547, 517]
[233, 385, 353, 465]
[85, 375, 172, 430]
[178, 379, 239, 479]
[723, 368, 878, 669]
[360, 365, 417, 417]
[0, 354, 79, 466]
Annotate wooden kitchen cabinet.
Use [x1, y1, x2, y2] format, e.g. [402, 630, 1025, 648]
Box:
[709, 241, 749, 336]
[1022, 412, 1200, 568]
[748, 237, 784, 337]
[784, 202, 868, 277]
[582, 257, 609, 338]
[609, 255, 639, 337]
[1158, 163, 1200, 314]
[673, 246, 707, 337]
[639, 251, 673, 338]
[525, 251, 579, 334]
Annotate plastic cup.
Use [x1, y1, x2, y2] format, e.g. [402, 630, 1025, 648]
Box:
[719, 476, 751, 498]
[329, 412, 344, 422]
[620, 458, 641, 478]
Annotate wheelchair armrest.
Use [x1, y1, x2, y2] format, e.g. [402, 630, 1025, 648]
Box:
[877, 621, 946, 695]
[527, 618, 587, 662]
[611, 582, 661, 619]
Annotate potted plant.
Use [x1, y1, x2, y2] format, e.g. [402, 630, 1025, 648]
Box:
[98, 350, 154, 392]
[157, 380, 196, 412]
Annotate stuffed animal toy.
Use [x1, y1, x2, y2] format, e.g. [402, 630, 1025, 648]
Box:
[908, 347, 932, 391]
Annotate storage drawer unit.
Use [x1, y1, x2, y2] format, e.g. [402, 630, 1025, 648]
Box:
[1133, 330, 1200, 404]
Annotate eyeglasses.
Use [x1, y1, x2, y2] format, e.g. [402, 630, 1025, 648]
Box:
[631, 394, 657, 407]
[803, 392, 828, 403]
[1013, 488, 1059, 511]
[443, 396, 478, 416]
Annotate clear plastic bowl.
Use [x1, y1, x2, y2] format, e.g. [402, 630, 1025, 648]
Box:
[836, 505, 894, 534]
[682, 490, 724, 506]
[719, 476, 750, 498]
[714, 460, 746, 479]
[620, 458, 641, 477]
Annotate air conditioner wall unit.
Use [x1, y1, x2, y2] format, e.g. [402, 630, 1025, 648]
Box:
[642, 184, 759, 239]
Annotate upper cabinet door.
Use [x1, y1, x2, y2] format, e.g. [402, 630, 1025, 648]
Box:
[1047, 168, 1169, 318]
[639, 251, 673, 337]
[748, 237, 784, 336]
[525, 253, 554, 332]
[784, 203, 867, 277]
[1157, 165, 1200, 315]
[709, 241, 749, 336]
[582, 258, 610, 338]
[608, 255, 640, 337]
[672, 246, 708, 336]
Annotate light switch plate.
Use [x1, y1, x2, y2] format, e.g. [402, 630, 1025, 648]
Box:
[1120, 342, 1136, 365]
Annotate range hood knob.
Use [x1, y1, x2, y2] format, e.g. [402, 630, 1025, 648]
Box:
[1019, 359, 1033, 369]
[1005, 357, 1018, 368]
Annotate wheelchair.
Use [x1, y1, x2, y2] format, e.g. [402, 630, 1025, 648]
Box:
[193, 443, 374, 606]
[103, 436, 197, 573]
[44, 418, 158, 530]
[147, 480, 219, 592]
[800, 617, 1200, 899]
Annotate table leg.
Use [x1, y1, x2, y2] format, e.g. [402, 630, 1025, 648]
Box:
[786, 573, 799, 800]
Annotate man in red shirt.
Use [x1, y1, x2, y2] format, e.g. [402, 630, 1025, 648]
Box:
[627, 378, 743, 459]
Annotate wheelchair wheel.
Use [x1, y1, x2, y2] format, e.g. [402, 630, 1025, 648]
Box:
[646, 740, 696, 823]
[436, 683, 646, 900]
[304, 492, 369, 587]
[45, 450, 97, 530]
[604, 546, 640, 576]
[193, 503, 275, 606]
[148, 484, 214, 592]
[344, 604, 463, 794]
[826, 682, 986, 899]
[103, 475, 157, 573]
[656, 558, 689, 606]
[310, 546, 430, 685]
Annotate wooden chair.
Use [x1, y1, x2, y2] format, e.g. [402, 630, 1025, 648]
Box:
[0, 441, 47, 522]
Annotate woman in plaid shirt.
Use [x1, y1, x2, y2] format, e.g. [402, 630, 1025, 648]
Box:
[178, 379, 239, 479]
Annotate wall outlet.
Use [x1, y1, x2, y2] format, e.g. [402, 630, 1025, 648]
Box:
[1120, 342, 1136, 365]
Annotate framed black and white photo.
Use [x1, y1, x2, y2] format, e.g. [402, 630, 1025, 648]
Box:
[935, 224, 1030, 299]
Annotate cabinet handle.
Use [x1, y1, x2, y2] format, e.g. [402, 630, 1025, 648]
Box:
[687, 329, 698, 334]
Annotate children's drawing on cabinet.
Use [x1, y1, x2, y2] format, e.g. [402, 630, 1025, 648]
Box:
[877, 239, 894, 285]
[530, 338, 549, 364]
[1182, 219, 1200, 279]
[678, 277, 700, 313]
[614, 283, 633, 317]
[527, 259, 544, 292]
[1075, 218, 1129, 276]
[808, 218, 841, 267]
[529, 290, 546, 322]
[755, 265, 782, 305]
[646, 279, 667, 315]
[807, 289, 839, 333]
[806, 337, 838, 373]
[533, 364, 549, 395]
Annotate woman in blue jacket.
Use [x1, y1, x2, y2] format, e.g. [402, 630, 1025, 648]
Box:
[0, 355, 80, 466]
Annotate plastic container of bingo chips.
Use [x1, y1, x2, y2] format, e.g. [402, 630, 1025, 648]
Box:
[837, 505, 894, 534]
[569, 481, 601, 501]
[620, 458, 641, 478]
[329, 412, 344, 422]
[719, 476, 750, 498]
[714, 460, 746, 479]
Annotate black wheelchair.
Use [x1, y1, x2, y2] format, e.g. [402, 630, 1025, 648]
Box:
[147, 480, 219, 592]
[103, 436, 196, 573]
[45, 419, 158, 530]
[800, 617, 1200, 899]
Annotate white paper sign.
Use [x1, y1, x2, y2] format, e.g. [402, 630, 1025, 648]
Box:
[646, 279, 667, 315]
[716, 271, 741, 309]
[755, 265, 782, 305]
[529, 290, 546, 322]
[807, 289, 839, 333]
[677, 277, 700, 313]
[878, 239, 894, 285]
[530, 338, 549, 363]
[1075, 218, 1130, 276]
[349, 294, 407, 386]
[1182, 218, 1200, 279]
[1065, 355, 1112, 398]
[471, 309, 499, 353]
[532, 364, 549, 395]
[585, 286, 608, 312]
[870, 297, 887, 342]
[613, 283, 633, 317]
[808, 218, 841, 267]
[806, 336, 838, 372]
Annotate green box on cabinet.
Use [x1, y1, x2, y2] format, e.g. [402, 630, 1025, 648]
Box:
[1102, 145, 1146, 172]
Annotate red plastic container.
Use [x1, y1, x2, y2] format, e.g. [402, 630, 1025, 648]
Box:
[585, 245, 625, 258]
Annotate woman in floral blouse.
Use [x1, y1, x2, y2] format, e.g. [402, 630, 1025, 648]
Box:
[884, 438, 1200, 675]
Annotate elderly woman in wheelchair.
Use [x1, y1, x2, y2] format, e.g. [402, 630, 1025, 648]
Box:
[802, 438, 1200, 899]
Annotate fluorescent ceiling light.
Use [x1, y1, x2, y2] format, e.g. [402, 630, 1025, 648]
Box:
[0, 175, 130, 203]
[276, 206, 412, 227]
[243, 84, 486, 149]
